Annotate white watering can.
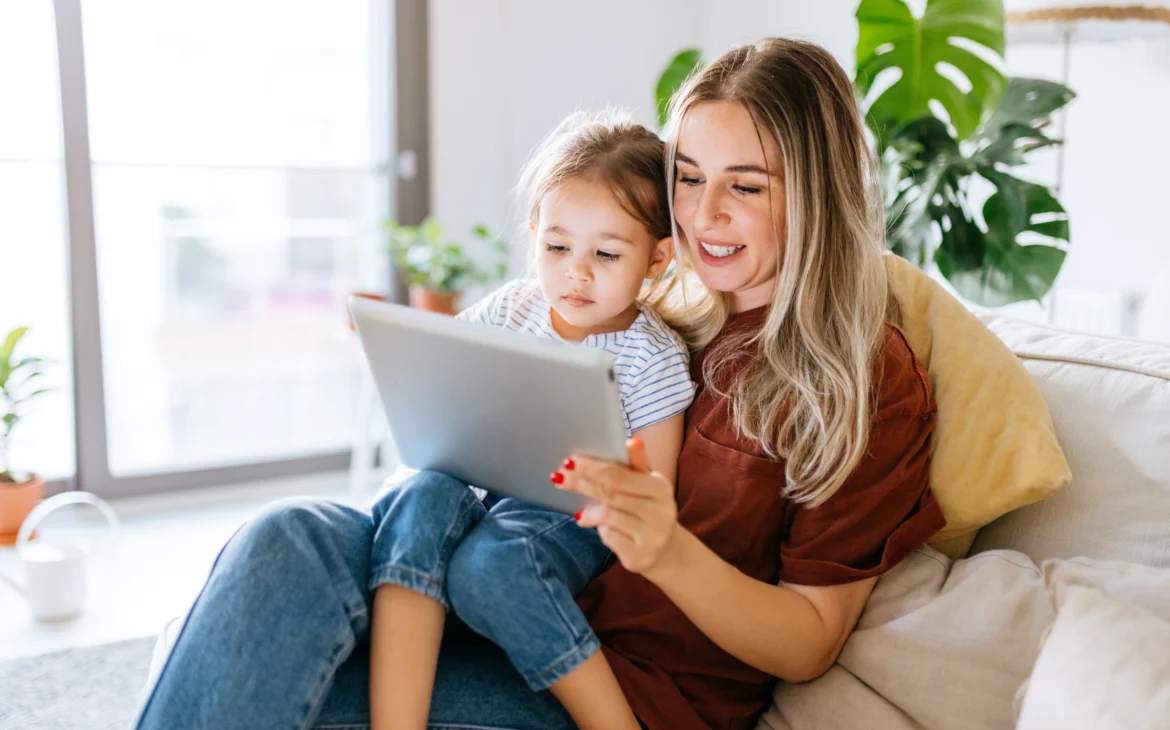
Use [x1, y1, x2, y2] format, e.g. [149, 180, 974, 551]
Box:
[0, 491, 119, 621]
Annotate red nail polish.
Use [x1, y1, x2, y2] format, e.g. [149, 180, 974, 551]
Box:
[563, 458, 576, 471]
[574, 509, 583, 521]
[550, 471, 565, 485]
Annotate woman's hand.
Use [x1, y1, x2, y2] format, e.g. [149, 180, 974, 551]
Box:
[552, 438, 681, 579]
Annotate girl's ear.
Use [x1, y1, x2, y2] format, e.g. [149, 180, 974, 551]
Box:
[529, 219, 536, 232]
[646, 236, 674, 279]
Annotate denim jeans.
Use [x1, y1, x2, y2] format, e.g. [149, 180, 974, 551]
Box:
[133, 470, 611, 730]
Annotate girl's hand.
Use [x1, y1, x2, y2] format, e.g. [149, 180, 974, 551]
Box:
[552, 438, 681, 578]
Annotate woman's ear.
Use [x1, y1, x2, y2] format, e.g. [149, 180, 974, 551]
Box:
[646, 236, 674, 279]
[529, 219, 536, 233]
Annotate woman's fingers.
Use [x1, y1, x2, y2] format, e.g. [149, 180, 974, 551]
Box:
[555, 455, 665, 500]
[576, 501, 644, 531]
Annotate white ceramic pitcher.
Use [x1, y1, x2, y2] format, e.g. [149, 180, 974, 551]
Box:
[0, 491, 119, 621]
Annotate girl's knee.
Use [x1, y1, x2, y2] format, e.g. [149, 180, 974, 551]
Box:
[446, 525, 528, 620]
[370, 470, 472, 525]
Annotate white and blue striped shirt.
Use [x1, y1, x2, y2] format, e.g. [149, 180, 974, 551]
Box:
[457, 280, 696, 435]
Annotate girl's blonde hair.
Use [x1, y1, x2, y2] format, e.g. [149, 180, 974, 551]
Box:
[653, 38, 894, 508]
[516, 110, 672, 278]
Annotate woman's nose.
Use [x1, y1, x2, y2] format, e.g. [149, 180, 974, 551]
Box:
[694, 188, 727, 231]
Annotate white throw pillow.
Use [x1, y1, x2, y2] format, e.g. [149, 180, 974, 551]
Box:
[757, 548, 1170, 730]
[1016, 585, 1170, 730]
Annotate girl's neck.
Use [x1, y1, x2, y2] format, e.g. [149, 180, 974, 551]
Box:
[549, 302, 640, 342]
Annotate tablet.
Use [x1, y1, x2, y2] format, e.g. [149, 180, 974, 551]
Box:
[349, 295, 629, 514]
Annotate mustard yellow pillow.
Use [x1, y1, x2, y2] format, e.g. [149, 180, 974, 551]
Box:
[884, 253, 1071, 557]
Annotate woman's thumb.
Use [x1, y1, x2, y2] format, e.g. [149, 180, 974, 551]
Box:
[626, 437, 650, 473]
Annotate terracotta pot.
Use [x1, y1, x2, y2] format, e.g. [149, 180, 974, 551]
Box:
[346, 291, 389, 330]
[0, 475, 44, 546]
[409, 286, 459, 316]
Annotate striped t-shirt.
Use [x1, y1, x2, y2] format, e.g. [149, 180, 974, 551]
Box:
[457, 280, 696, 435]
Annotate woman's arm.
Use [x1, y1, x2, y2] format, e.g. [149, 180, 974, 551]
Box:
[560, 441, 874, 683]
[647, 527, 875, 682]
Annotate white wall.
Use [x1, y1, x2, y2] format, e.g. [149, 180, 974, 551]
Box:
[428, 0, 859, 281]
[429, 1, 1170, 339]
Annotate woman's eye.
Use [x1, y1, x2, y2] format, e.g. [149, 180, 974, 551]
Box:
[733, 184, 762, 195]
[597, 250, 621, 262]
[545, 243, 568, 253]
[677, 175, 702, 186]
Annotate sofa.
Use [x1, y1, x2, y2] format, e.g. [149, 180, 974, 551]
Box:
[757, 312, 1170, 730]
[148, 311, 1170, 729]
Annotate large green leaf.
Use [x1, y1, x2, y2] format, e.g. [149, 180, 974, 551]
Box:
[857, 0, 1006, 141]
[655, 49, 703, 128]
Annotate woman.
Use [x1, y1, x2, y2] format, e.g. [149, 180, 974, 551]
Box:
[134, 37, 944, 730]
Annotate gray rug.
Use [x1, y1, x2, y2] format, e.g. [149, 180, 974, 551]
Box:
[0, 637, 156, 730]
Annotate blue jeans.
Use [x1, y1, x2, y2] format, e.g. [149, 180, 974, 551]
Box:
[134, 471, 611, 729]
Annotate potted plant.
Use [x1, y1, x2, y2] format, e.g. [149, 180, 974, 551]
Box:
[0, 326, 52, 546]
[384, 217, 509, 315]
[653, 0, 1075, 308]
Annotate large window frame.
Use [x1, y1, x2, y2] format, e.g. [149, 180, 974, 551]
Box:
[47, 0, 428, 498]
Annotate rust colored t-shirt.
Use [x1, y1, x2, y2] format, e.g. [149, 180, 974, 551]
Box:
[576, 307, 946, 730]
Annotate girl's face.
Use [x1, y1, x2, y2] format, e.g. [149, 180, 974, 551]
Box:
[535, 177, 672, 341]
[672, 100, 785, 313]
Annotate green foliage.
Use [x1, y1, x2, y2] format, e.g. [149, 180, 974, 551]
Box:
[0, 327, 53, 483]
[385, 218, 509, 295]
[856, 0, 1005, 143]
[655, 48, 703, 129]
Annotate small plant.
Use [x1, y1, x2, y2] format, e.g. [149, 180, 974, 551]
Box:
[0, 327, 52, 484]
[386, 217, 509, 295]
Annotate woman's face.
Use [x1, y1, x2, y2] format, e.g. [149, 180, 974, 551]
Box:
[672, 100, 785, 313]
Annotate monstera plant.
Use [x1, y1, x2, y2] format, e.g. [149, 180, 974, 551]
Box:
[654, 0, 1075, 307]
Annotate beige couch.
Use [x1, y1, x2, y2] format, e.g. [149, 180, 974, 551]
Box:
[758, 313, 1170, 730]
[149, 313, 1170, 728]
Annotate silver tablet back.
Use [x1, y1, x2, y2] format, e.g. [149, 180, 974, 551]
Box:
[349, 296, 628, 514]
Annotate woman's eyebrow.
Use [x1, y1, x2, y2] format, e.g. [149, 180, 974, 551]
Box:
[675, 152, 772, 176]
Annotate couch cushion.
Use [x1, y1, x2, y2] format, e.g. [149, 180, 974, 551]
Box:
[1016, 585, 1170, 730]
[972, 315, 1170, 567]
[883, 255, 1071, 556]
[757, 547, 1170, 730]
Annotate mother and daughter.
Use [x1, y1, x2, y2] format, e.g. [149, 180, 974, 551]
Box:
[135, 37, 945, 730]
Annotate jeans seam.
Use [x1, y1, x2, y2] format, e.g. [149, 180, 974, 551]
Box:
[526, 632, 600, 690]
[301, 634, 356, 730]
[369, 564, 450, 609]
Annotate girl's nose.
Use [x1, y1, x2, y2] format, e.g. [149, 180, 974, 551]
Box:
[567, 256, 593, 282]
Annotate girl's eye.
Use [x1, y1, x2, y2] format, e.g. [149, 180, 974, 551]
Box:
[733, 184, 762, 195]
[677, 175, 702, 186]
[545, 243, 568, 254]
[597, 250, 621, 262]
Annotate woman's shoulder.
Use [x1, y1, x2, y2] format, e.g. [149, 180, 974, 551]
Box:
[874, 323, 935, 422]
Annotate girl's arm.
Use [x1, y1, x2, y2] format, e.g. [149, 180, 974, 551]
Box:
[559, 441, 874, 684]
[630, 413, 684, 485]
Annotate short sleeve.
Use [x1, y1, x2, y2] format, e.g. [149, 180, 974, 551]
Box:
[778, 328, 946, 586]
[623, 344, 696, 433]
[455, 280, 526, 327]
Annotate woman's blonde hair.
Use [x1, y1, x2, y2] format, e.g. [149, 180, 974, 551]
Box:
[515, 110, 672, 277]
[654, 38, 894, 507]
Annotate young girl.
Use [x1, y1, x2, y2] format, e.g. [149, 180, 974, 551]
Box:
[368, 112, 695, 730]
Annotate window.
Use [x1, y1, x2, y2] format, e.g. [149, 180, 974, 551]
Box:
[0, 1, 75, 481]
[81, 0, 390, 475]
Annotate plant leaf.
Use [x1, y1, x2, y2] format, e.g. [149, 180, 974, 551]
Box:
[856, 0, 1006, 141]
[655, 48, 703, 129]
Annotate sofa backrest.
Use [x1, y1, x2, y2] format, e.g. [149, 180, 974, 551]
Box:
[971, 314, 1170, 568]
